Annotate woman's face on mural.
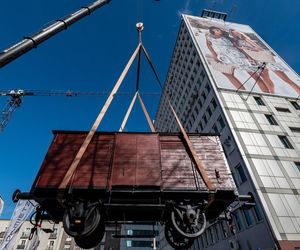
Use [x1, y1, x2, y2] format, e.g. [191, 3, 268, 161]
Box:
[230, 29, 242, 39]
[211, 28, 223, 37]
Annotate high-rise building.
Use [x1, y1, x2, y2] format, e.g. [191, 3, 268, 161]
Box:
[155, 12, 300, 250]
[0, 219, 120, 249]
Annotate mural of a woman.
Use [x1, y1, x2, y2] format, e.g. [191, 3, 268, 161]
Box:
[205, 27, 270, 92]
[229, 29, 300, 94]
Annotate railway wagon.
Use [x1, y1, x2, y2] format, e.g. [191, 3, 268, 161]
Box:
[16, 131, 237, 248]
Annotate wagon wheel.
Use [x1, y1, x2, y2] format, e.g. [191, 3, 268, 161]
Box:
[164, 222, 194, 249]
[171, 204, 206, 239]
[63, 202, 101, 237]
[75, 220, 105, 249]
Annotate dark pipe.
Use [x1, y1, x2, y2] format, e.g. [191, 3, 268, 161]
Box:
[0, 0, 111, 68]
[12, 189, 34, 203]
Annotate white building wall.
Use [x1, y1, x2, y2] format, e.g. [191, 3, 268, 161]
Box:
[155, 15, 300, 250]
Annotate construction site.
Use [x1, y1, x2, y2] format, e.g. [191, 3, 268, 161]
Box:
[0, 1, 300, 250]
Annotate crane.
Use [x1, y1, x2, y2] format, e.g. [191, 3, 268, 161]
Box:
[0, 0, 161, 130]
[0, 89, 160, 131]
[0, 0, 160, 68]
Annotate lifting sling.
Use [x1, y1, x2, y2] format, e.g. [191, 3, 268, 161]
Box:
[58, 23, 215, 194]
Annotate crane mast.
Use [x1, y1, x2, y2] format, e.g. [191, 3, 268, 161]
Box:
[0, 0, 111, 68]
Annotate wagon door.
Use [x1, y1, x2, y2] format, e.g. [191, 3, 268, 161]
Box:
[111, 133, 161, 188]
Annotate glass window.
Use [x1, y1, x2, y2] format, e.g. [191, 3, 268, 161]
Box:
[233, 211, 243, 231]
[275, 107, 291, 113]
[209, 228, 215, 244]
[278, 135, 294, 149]
[265, 114, 278, 125]
[203, 114, 207, 124]
[221, 221, 228, 238]
[205, 83, 211, 93]
[242, 208, 254, 226]
[214, 225, 220, 241]
[254, 96, 265, 106]
[218, 116, 225, 130]
[290, 101, 300, 110]
[201, 91, 206, 101]
[211, 98, 217, 110]
[253, 205, 262, 222]
[212, 124, 218, 134]
[207, 106, 212, 117]
[289, 127, 300, 133]
[295, 162, 300, 172]
[236, 164, 247, 184]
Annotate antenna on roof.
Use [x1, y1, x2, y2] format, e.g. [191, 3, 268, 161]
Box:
[201, 9, 227, 21]
[227, 4, 237, 19]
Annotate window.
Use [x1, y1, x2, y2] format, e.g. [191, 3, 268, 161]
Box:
[289, 127, 300, 133]
[205, 83, 211, 93]
[206, 106, 212, 117]
[253, 205, 262, 222]
[201, 91, 206, 102]
[290, 101, 300, 110]
[218, 116, 226, 130]
[126, 240, 159, 248]
[242, 208, 254, 226]
[211, 98, 217, 110]
[265, 114, 278, 125]
[295, 162, 300, 172]
[221, 221, 228, 238]
[275, 107, 291, 113]
[203, 114, 207, 124]
[212, 124, 218, 134]
[127, 229, 158, 237]
[278, 135, 294, 149]
[233, 211, 244, 231]
[254, 96, 265, 106]
[236, 164, 247, 184]
[214, 225, 220, 241]
[209, 228, 214, 244]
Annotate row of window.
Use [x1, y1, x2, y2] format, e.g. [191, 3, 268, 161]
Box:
[184, 84, 212, 131]
[253, 97, 299, 149]
[195, 204, 262, 249]
[254, 96, 300, 111]
[234, 161, 300, 188]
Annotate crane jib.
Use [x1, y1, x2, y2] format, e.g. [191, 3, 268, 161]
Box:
[0, 0, 111, 68]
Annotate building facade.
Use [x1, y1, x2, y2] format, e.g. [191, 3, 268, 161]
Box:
[0, 219, 120, 250]
[155, 14, 300, 250]
[0, 219, 160, 250]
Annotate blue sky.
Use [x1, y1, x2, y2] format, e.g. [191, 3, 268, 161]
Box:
[1, 0, 300, 218]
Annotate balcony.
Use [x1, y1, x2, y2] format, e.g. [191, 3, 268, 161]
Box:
[16, 245, 25, 249]
[46, 246, 54, 250]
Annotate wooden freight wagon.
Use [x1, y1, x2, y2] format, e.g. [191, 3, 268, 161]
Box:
[15, 131, 237, 248]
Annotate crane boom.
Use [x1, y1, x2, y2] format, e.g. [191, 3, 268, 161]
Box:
[0, 0, 111, 68]
[0, 89, 160, 131]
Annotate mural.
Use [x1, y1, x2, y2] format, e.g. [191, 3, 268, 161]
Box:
[184, 15, 300, 97]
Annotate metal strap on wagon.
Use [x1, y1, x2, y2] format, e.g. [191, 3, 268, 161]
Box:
[140, 41, 215, 192]
[58, 22, 214, 194]
[58, 23, 155, 192]
[58, 43, 141, 190]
